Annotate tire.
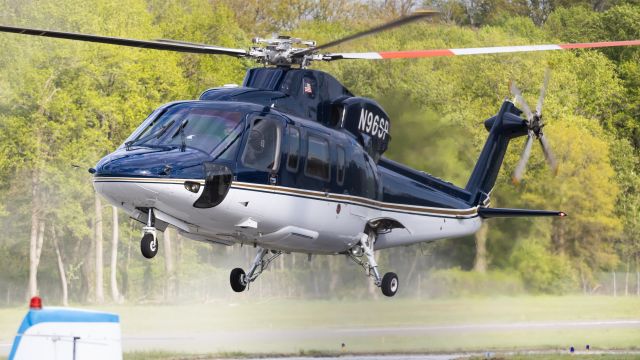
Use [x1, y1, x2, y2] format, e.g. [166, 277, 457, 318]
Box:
[381, 272, 399, 297]
[230, 268, 247, 292]
[140, 233, 158, 259]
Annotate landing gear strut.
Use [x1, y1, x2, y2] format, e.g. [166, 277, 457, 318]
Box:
[140, 209, 158, 259]
[348, 229, 399, 297]
[230, 247, 282, 292]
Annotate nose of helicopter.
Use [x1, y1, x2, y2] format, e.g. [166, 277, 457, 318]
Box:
[94, 147, 211, 178]
[92, 147, 210, 213]
[93, 147, 234, 211]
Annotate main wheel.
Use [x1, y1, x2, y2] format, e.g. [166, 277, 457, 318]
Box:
[381, 272, 399, 297]
[140, 233, 158, 259]
[230, 268, 247, 292]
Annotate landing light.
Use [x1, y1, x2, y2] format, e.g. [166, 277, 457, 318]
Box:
[184, 181, 201, 193]
[350, 245, 363, 257]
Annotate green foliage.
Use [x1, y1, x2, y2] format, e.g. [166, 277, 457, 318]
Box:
[424, 268, 525, 297]
[516, 118, 621, 272]
[0, 0, 638, 303]
[510, 238, 579, 293]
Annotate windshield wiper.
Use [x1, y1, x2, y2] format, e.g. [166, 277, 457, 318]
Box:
[125, 119, 176, 151]
[176, 119, 189, 152]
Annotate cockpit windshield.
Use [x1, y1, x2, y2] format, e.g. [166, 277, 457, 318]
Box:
[127, 103, 244, 155]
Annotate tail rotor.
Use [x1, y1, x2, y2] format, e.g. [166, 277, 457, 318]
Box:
[510, 69, 558, 184]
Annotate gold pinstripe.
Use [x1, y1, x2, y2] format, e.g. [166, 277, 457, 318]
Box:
[93, 177, 479, 218]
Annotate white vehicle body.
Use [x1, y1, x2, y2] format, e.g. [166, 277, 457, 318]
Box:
[93, 178, 482, 255]
[9, 306, 122, 360]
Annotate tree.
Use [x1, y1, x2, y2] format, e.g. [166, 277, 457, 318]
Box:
[1, 0, 640, 301]
[164, 228, 176, 302]
[95, 194, 104, 304]
[110, 206, 121, 303]
[52, 226, 69, 306]
[473, 222, 489, 272]
[516, 118, 621, 288]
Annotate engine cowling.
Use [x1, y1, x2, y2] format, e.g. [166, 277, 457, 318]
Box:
[335, 97, 391, 162]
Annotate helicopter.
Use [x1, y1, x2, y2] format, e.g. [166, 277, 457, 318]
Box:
[1, 11, 638, 297]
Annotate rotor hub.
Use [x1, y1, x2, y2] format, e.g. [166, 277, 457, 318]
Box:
[250, 35, 317, 67]
[528, 114, 544, 137]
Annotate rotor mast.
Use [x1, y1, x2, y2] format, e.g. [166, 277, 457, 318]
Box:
[250, 36, 319, 67]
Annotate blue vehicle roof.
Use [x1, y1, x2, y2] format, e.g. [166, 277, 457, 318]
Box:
[9, 308, 119, 360]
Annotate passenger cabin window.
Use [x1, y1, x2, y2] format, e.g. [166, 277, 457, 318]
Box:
[241, 118, 282, 172]
[336, 146, 346, 185]
[305, 135, 330, 181]
[287, 127, 300, 172]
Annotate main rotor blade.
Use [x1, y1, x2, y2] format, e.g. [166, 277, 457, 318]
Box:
[510, 81, 534, 120]
[536, 68, 551, 116]
[0, 25, 248, 57]
[294, 10, 438, 57]
[512, 134, 534, 184]
[538, 133, 558, 174]
[324, 39, 640, 60]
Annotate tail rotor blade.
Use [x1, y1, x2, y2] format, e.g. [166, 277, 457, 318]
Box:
[510, 81, 534, 120]
[512, 134, 534, 184]
[538, 133, 558, 174]
[536, 69, 551, 116]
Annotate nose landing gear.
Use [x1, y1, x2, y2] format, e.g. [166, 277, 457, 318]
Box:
[140, 209, 158, 259]
[230, 247, 282, 292]
[230, 268, 247, 292]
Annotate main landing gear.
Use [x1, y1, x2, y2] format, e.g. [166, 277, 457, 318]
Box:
[230, 247, 282, 292]
[140, 209, 158, 259]
[348, 230, 399, 297]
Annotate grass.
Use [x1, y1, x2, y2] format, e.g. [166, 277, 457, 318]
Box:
[121, 352, 640, 360]
[0, 296, 639, 356]
[470, 355, 640, 360]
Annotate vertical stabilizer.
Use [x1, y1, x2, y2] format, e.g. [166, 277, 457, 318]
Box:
[465, 101, 529, 205]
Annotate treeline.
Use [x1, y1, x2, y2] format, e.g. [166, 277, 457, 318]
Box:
[0, 0, 639, 305]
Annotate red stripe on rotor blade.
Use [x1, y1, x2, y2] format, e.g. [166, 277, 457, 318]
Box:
[379, 49, 455, 59]
[560, 40, 640, 49]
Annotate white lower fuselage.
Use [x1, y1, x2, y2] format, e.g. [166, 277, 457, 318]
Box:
[93, 177, 482, 254]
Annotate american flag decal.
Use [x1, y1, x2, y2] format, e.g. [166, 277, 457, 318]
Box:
[303, 80, 313, 95]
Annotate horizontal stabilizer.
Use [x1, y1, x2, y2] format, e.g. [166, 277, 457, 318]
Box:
[478, 207, 566, 218]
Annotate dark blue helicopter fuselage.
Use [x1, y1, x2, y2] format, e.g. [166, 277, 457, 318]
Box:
[94, 67, 531, 225]
[95, 100, 474, 212]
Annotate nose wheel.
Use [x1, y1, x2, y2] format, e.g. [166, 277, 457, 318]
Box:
[140, 230, 158, 259]
[140, 209, 158, 259]
[230, 247, 281, 293]
[230, 268, 247, 292]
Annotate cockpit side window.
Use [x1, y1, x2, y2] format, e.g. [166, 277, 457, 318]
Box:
[241, 117, 282, 172]
[286, 126, 301, 172]
[305, 134, 330, 181]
